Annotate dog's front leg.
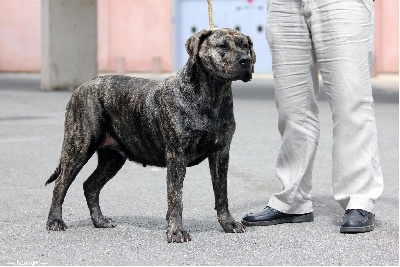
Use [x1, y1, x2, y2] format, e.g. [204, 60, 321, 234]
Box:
[165, 152, 192, 243]
[209, 148, 246, 233]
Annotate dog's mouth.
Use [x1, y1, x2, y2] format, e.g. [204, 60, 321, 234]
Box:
[213, 63, 252, 82]
[221, 70, 252, 82]
[241, 69, 252, 82]
[235, 65, 252, 82]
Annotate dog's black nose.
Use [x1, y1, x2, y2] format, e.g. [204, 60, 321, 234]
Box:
[239, 55, 251, 67]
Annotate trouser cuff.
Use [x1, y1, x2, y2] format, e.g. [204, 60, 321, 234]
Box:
[268, 195, 313, 214]
[345, 197, 375, 213]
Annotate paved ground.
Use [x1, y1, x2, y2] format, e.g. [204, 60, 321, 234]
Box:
[0, 74, 398, 265]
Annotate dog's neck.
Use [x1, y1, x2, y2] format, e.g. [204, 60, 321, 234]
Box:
[180, 60, 233, 106]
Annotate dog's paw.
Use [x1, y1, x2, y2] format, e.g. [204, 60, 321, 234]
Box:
[46, 218, 68, 231]
[92, 216, 117, 228]
[166, 228, 192, 243]
[220, 220, 246, 233]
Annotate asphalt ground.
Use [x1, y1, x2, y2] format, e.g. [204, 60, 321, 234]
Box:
[0, 74, 398, 266]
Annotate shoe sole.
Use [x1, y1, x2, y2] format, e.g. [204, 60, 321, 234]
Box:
[241, 213, 314, 226]
[340, 224, 374, 233]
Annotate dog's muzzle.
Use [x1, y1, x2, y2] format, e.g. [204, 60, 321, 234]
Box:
[239, 55, 252, 82]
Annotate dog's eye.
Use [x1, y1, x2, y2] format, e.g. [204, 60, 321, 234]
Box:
[242, 43, 249, 49]
[218, 44, 229, 50]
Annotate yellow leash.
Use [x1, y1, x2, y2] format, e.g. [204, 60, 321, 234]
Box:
[207, 0, 214, 29]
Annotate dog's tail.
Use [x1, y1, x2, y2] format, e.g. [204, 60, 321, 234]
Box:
[45, 163, 61, 186]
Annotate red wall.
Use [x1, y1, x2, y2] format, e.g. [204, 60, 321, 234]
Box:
[0, 0, 41, 72]
[374, 0, 399, 73]
[98, 0, 173, 72]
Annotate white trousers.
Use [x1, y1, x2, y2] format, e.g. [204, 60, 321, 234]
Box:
[266, 0, 384, 214]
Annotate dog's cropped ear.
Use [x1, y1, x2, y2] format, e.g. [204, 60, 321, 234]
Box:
[185, 29, 212, 65]
[247, 35, 256, 73]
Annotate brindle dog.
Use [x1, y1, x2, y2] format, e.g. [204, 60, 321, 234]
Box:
[45, 28, 256, 243]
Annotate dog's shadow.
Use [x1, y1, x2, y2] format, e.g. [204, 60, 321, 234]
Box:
[68, 215, 222, 233]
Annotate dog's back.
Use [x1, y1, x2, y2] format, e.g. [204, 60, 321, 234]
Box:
[69, 75, 167, 166]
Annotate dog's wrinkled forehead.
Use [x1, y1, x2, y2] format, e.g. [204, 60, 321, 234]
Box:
[205, 28, 249, 47]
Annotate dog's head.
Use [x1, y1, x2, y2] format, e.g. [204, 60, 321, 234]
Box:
[185, 28, 256, 82]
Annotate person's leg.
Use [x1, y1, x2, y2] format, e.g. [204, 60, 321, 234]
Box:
[309, 0, 383, 231]
[242, 0, 320, 226]
[265, 0, 320, 215]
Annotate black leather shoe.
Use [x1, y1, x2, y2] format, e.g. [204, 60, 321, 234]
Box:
[241, 206, 314, 226]
[340, 209, 375, 233]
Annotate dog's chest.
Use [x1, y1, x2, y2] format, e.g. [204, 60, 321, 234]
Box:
[183, 104, 234, 163]
[160, 76, 235, 166]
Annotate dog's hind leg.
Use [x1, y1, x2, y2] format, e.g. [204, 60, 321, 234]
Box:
[46, 147, 94, 231]
[83, 148, 126, 228]
[46, 95, 100, 231]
